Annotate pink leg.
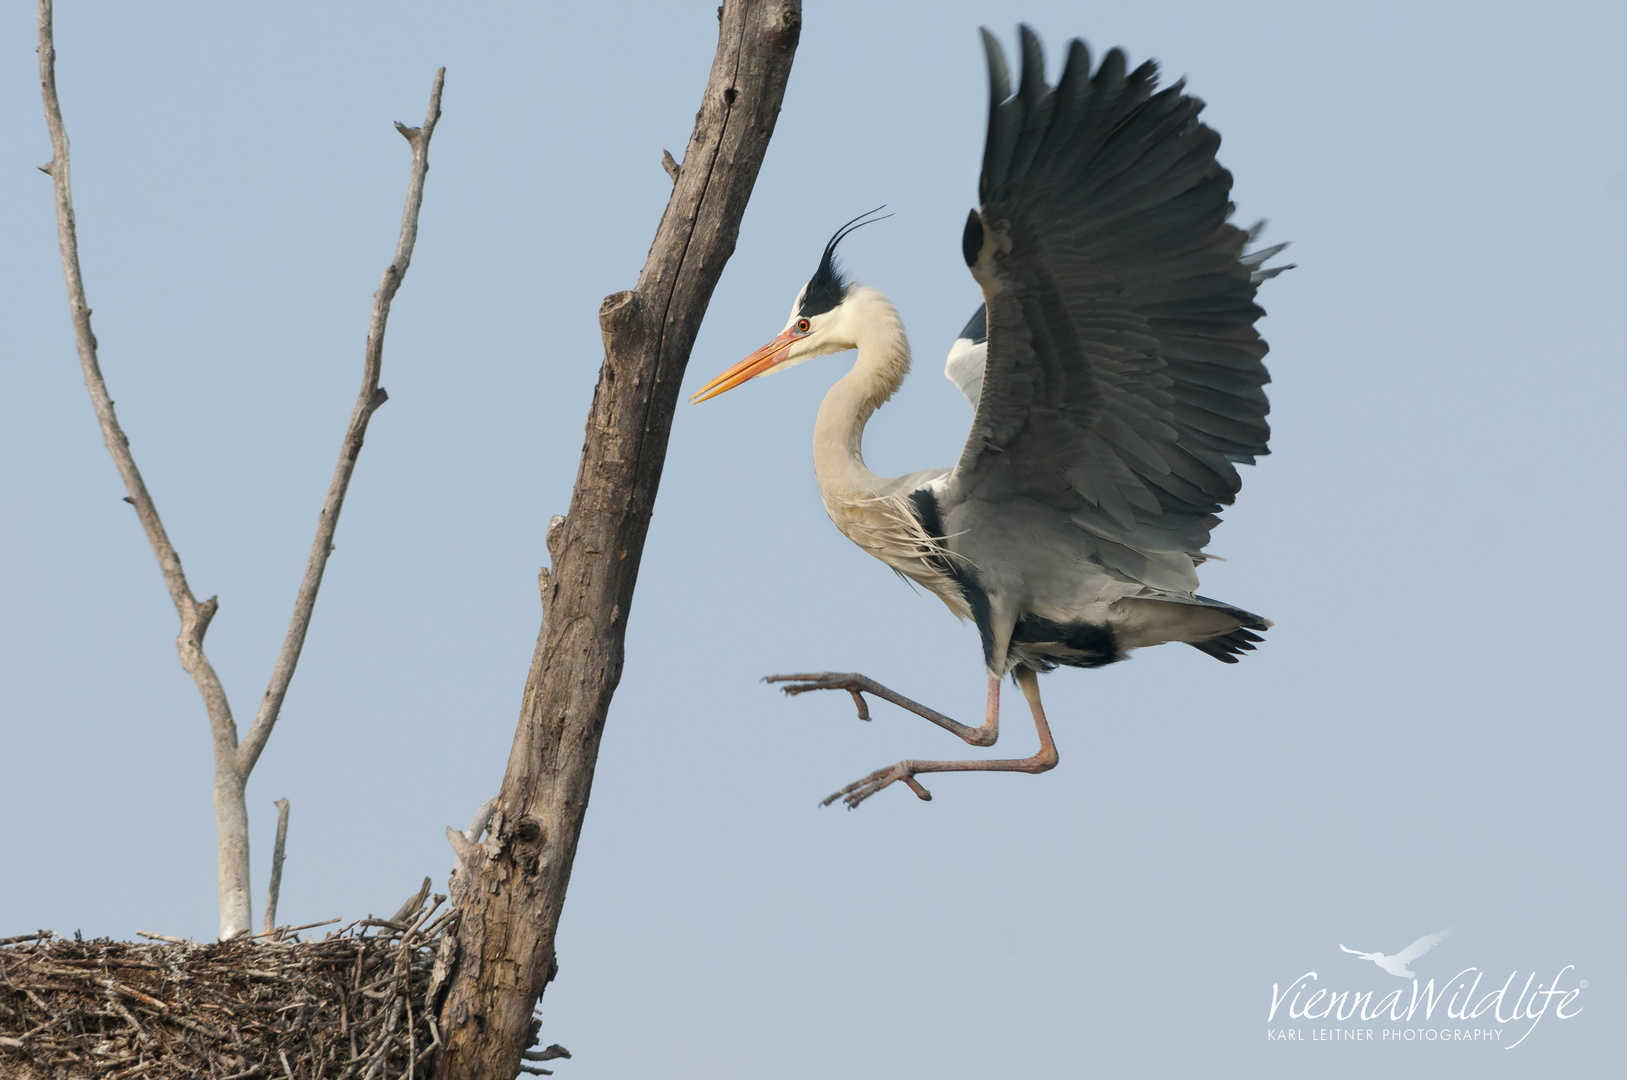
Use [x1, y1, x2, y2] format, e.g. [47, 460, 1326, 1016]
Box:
[764, 672, 1000, 747]
[821, 667, 1059, 810]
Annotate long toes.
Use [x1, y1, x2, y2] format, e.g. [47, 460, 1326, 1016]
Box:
[819, 769, 882, 808]
[778, 683, 834, 697]
[764, 672, 846, 685]
[765, 674, 871, 718]
[843, 785, 883, 810]
[764, 672, 868, 692]
[839, 781, 882, 810]
[821, 765, 927, 810]
[818, 777, 867, 808]
[766, 675, 843, 696]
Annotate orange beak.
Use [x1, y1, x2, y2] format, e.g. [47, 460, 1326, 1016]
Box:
[690, 328, 800, 403]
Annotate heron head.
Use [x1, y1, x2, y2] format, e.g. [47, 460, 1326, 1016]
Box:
[690, 208, 889, 403]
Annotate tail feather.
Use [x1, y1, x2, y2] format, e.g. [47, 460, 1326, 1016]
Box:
[1188, 626, 1265, 663]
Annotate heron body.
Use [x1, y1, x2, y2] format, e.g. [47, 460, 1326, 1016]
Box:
[693, 25, 1289, 807]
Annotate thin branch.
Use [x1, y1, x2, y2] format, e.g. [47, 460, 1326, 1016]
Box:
[262, 798, 291, 934]
[462, 798, 498, 844]
[237, 69, 445, 776]
[244, 918, 340, 942]
[388, 878, 433, 925]
[443, 828, 478, 873]
[36, 0, 237, 757]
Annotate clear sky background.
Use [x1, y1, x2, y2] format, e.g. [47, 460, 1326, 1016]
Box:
[2, 2, 1623, 1077]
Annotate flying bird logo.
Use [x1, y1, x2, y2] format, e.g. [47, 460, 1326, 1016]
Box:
[1339, 928, 1454, 979]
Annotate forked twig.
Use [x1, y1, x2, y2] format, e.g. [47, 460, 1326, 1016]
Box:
[36, 0, 446, 938]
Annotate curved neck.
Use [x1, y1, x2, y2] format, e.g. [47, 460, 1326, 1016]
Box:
[812, 289, 911, 499]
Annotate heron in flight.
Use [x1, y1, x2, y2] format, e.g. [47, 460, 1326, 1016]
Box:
[693, 26, 1288, 808]
[1340, 929, 1455, 979]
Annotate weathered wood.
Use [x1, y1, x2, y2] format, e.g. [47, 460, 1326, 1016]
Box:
[433, 3, 801, 1076]
[262, 798, 292, 934]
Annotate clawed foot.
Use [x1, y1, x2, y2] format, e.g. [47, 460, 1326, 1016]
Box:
[819, 761, 932, 810]
[765, 672, 875, 722]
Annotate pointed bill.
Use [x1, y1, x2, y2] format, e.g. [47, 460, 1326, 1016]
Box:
[690, 329, 798, 403]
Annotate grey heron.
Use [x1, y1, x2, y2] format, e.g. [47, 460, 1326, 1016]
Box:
[693, 26, 1289, 808]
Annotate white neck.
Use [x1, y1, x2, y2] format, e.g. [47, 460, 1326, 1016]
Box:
[811, 288, 912, 500]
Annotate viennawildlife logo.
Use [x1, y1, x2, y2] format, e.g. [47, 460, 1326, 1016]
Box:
[1267, 929, 1585, 1049]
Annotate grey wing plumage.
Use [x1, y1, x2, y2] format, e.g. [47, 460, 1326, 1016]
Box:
[948, 26, 1287, 588]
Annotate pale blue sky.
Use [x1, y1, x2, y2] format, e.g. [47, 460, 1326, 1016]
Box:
[3, 2, 1623, 1077]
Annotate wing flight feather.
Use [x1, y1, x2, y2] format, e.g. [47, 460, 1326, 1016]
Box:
[948, 26, 1286, 573]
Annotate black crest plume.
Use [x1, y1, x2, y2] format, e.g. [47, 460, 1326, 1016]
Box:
[798, 206, 891, 318]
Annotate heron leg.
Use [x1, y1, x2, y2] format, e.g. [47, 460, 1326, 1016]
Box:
[821, 667, 1058, 810]
[764, 672, 1000, 747]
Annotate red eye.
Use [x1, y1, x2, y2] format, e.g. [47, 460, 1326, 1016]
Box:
[796, 318, 810, 332]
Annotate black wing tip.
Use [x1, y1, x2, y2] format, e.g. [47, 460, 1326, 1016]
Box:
[1017, 24, 1048, 99]
[961, 208, 984, 268]
[980, 27, 1010, 103]
[1097, 45, 1127, 84]
[988, 25, 1097, 105]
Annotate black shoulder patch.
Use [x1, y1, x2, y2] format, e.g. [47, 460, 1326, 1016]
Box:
[958, 304, 987, 344]
[961, 209, 984, 268]
[906, 486, 996, 668]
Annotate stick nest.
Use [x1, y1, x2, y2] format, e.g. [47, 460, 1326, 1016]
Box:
[0, 890, 564, 1080]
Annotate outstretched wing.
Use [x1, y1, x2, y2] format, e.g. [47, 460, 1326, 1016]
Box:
[948, 26, 1285, 586]
[1393, 928, 1453, 965]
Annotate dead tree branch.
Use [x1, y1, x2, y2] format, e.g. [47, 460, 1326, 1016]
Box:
[37, 0, 446, 940]
[433, 3, 802, 1077]
[236, 73, 444, 779]
[37, 0, 237, 876]
[262, 799, 291, 934]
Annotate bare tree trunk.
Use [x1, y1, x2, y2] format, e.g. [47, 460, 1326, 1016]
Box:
[434, 2, 801, 1075]
[36, 0, 446, 940]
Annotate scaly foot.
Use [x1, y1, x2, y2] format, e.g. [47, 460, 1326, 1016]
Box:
[819, 761, 932, 809]
[764, 672, 875, 721]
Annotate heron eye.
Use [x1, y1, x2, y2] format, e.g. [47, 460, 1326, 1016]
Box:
[796, 318, 810, 333]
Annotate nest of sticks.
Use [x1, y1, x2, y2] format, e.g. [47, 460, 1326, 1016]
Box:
[0, 884, 568, 1080]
